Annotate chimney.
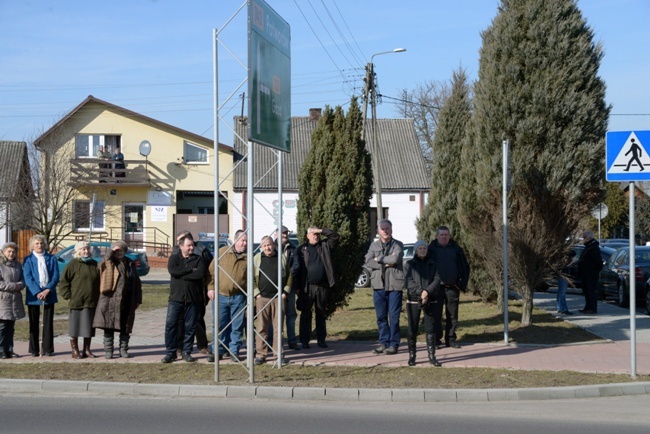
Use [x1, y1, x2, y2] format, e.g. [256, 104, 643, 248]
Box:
[309, 108, 322, 121]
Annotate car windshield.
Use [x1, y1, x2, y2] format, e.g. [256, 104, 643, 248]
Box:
[58, 244, 133, 261]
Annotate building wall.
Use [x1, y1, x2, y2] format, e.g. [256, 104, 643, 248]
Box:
[232, 191, 422, 244]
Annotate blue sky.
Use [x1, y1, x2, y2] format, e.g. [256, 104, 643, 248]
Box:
[1, 0, 648, 146]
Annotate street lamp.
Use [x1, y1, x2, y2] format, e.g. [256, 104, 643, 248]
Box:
[362, 48, 407, 222]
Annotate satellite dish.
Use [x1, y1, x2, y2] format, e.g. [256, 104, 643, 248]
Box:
[139, 140, 152, 157]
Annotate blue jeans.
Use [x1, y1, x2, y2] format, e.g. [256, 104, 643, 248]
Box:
[213, 293, 246, 356]
[373, 289, 403, 349]
[557, 276, 569, 312]
[164, 300, 199, 355]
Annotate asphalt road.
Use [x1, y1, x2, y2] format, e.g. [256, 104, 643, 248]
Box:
[2, 393, 650, 434]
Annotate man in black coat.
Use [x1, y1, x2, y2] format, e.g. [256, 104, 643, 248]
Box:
[578, 230, 603, 314]
[162, 235, 208, 363]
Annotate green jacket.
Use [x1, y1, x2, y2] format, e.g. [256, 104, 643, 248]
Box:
[58, 258, 101, 309]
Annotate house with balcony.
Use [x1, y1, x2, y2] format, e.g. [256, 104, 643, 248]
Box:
[33, 95, 233, 255]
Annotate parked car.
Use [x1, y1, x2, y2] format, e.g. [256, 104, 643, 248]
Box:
[195, 232, 229, 254]
[355, 243, 415, 289]
[598, 246, 650, 309]
[55, 241, 150, 277]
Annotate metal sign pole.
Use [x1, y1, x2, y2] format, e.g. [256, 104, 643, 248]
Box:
[502, 140, 510, 344]
[629, 181, 637, 378]
[277, 150, 283, 368]
[247, 141, 255, 383]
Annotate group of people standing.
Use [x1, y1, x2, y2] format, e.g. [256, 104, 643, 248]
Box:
[0, 235, 142, 360]
[162, 225, 339, 366]
[365, 221, 470, 367]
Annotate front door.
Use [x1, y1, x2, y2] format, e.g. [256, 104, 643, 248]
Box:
[124, 203, 145, 250]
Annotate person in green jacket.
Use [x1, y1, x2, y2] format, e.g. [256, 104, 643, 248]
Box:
[59, 241, 100, 359]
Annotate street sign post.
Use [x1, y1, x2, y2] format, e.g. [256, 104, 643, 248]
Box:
[248, 0, 291, 152]
[591, 202, 608, 241]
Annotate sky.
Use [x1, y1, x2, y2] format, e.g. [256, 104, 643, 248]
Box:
[1, 0, 649, 148]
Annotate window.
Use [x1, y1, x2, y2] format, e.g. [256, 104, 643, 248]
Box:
[75, 134, 121, 158]
[73, 200, 105, 231]
[184, 141, 208, 163]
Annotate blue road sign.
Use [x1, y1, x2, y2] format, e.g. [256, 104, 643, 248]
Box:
[606, 130, 650, 181]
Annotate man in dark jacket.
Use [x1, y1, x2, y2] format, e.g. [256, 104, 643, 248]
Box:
[295, 227, 339, 349]
[578, 230, 603, 314]
[428, 226, 470, 349]
[162, 235, 208, 363]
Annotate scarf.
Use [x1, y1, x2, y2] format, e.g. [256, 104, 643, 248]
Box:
[33, 251, 49, 288]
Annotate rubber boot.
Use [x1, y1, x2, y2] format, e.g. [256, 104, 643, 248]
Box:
[83, 338, 97, 358]
[70, 338, 82, 359]
[103, 331, 114, 359]
[407, 338, 417, 366]
[119, 333, 130, 358]
[426, 333, 442, 367]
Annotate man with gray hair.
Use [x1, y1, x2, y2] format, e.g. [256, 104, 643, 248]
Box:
[578, 230, 602, 314]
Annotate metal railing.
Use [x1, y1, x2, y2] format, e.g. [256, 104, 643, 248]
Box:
[69, 158, 150, 186]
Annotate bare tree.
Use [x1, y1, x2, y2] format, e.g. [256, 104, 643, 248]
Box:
[397, 80, 451, 172]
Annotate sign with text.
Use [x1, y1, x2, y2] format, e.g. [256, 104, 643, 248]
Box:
[248, 0, 291, 152]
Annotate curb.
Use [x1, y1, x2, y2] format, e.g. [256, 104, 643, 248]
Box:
[2, 379, 650, 403]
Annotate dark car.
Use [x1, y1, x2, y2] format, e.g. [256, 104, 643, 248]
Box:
[55, 241, 150, 277]
[598, 246, 650, 309]
[355, 243, 414, 289]
[195, 232, 229, 254]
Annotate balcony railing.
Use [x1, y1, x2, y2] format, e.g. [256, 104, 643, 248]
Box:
[69, 158, 150, 186]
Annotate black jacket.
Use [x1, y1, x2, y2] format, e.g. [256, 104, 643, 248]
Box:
[578, 239, 602, 278]
[295, 228, 340, 290]
[428, 239, 470, 291]
[167, 253, 208, 303]
[405, 254, 441, 303]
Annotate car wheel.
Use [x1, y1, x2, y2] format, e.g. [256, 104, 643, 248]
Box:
[617, 282, 630, 308]
[355, 268, 370, 288]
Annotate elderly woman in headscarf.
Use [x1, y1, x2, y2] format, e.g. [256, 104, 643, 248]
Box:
[0, 242, 26, 359]
[23, 234, 59, 357]
[92, 240, 142, 359]
[58, 241, 100, 359]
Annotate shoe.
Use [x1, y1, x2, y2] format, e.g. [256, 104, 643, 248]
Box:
[449, 341, 461, 349]
[254, 357, 266, 365]
[280, 357, 289, 365]
[430, 356, 442, 367]
[301, 342, 311, 349]
[558, 310, 573, 315]
[182, 353, 197, 363]
[581, 309, 596, 314]
[207, 354, 215, 363]
[372, 344, 386, 355]
[161, 353, 177, 364]
[199, 348, 211, 355]
[317, 341, 328, 349]
[288, 342, 301, 350]
[384, 346, 397, 355]
[230, 353, 240, 363]
[10, 352, 20, 358]
[578, 309, 587, 313]
[31, 353, 39, 357]
[0, 353, 9, 359]
[43, 352, 55, 357]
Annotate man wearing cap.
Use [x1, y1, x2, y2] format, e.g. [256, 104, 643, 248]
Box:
[365, 219, 405, 355]
[428, 226, 470, 349]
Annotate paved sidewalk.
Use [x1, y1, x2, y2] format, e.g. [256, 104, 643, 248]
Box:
[5, 269, 650, 402]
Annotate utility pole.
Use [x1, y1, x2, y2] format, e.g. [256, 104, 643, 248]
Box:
[361, 48, 406, 223]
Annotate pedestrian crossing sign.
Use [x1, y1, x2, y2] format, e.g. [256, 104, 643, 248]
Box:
[606, 130, 650, 181]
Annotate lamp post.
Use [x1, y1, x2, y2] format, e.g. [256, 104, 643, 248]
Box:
[362, 48, 406, 222]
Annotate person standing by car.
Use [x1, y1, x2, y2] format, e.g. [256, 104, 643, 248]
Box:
[404, 241, 442, 366]
[58, 241, 101, 359]
[93, 240, 142, 359]
[0, 242, 26, 359]
[23, 234, 59, 357]
[295, 227, 340, 349]
[365, 219, 404, 355]
[428, 226, 470, 349]
[556, 249, 577, 315]
[578, 230, 602, 314]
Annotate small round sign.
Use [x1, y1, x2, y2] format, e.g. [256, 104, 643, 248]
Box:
[591, 203, 608, 220]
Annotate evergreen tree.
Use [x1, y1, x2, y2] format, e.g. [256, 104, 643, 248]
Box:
[417, 68, 472, 243]
[297, 97, 373, 317]
[597, 182, 627, 238]
[457, 0, 610, 325]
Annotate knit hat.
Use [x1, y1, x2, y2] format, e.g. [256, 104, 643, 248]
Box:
[74, 241, 90, 252]
[111, 240, 128, 251]
[414, 240, 428, 251]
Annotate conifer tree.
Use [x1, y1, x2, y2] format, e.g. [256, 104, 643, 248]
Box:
[297, 97, 373, 317]
[457, 0, 610, 325]
[417, 68, 472, 243]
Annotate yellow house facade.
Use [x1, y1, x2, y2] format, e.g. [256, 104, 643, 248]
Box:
[34, 95, 233, 255]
